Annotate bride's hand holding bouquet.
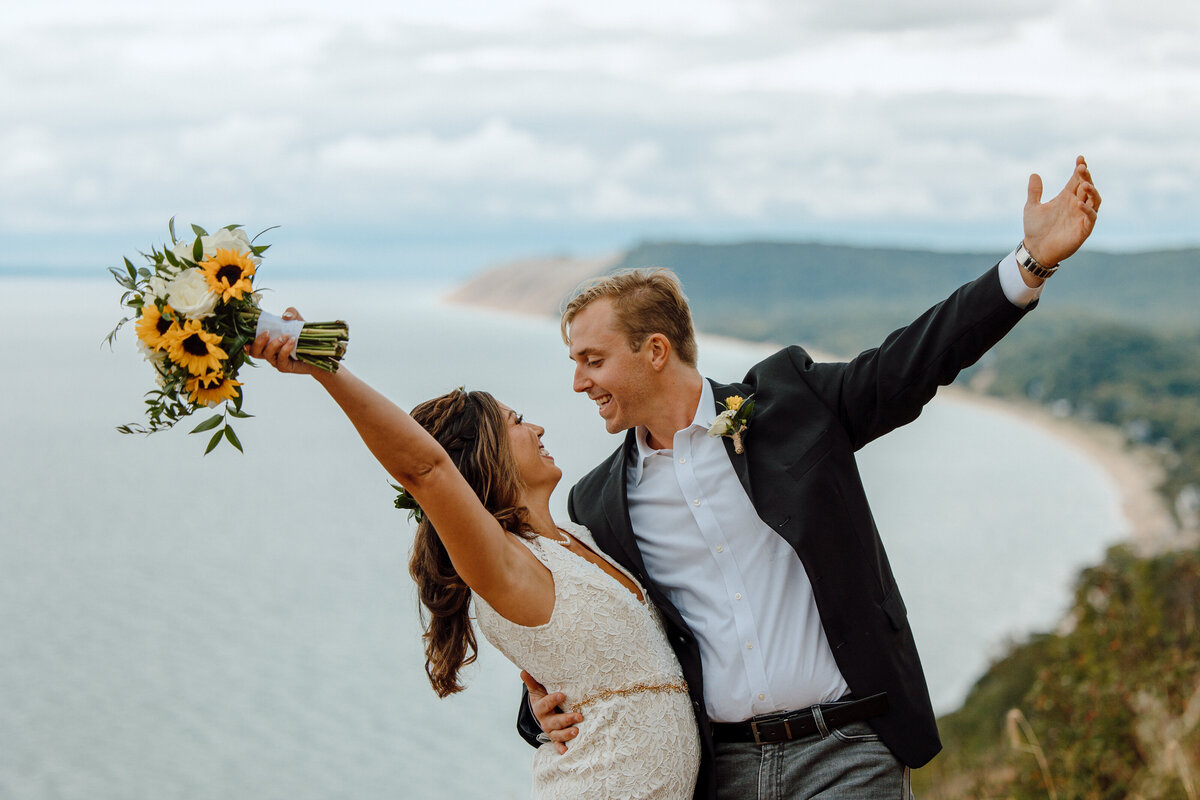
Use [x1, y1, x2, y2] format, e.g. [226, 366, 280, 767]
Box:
[243, 308, 320, 376]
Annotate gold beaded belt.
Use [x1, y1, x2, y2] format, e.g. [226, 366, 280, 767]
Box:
[568, 681, 689, 713]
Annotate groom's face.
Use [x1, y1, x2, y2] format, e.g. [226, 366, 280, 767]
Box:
[568, 298, 656, 434]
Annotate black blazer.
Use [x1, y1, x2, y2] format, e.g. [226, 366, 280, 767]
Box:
[519, 265, 1032, 799]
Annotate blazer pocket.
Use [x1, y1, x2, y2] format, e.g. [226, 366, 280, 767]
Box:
[784, 428, 832, 481]
[881, 590, 908, 632]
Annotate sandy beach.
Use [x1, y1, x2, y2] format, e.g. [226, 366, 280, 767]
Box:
[942, 386, 1192, 557]
[445, 254, 1193, 560]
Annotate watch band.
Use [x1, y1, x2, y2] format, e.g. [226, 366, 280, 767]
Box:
[1015, 241, 1058, 279]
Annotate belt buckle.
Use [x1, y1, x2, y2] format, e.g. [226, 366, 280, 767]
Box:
[750, 717, 791, 746]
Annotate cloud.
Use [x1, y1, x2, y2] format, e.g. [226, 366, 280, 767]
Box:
[751, 0, 1050, 34]
[2, 1, 1199, 272]
[317, 119, 596, 185]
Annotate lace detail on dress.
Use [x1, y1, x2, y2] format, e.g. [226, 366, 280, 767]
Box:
[474, 522, 700, 800]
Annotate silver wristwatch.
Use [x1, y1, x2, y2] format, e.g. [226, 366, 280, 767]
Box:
[1015, 241, 1058, 279]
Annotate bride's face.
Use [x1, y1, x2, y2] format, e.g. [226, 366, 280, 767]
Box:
[499, 403, 561, 491]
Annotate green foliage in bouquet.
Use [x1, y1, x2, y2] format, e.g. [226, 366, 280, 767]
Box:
[107, 219, 349, 454]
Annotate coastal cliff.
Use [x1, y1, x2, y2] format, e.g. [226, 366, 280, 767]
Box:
[444, 254, 619, 317]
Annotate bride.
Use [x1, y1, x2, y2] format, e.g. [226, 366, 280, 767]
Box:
[246, 312, 699, 799]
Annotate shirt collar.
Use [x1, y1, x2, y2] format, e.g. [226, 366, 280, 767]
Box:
[629, 379, 715, 486]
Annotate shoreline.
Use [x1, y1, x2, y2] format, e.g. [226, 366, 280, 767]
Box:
[446, 287, 1189, 560]
[938, 386, 1188, 557]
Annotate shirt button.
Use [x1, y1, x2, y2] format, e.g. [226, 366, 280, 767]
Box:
[715, 546, 724, 553]
[758, 693, 766, 701]
[678, 457, 686, 464]
[734, 593, 742, 600]
[692, 499, 701, 507]
[745, 642, 753, 650]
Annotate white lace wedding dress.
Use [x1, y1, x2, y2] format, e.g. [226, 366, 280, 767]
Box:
[474, 521, 700, 799]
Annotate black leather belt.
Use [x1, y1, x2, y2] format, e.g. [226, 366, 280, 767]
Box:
[710, 693, 889, 745]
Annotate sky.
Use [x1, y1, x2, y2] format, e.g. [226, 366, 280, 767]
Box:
[3, 0, 1199, 277]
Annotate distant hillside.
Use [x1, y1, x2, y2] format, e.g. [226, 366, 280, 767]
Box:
[448, 241, 1199, 357]
[608, 241, 1200, 355]
[446, 253, 618, 316]
[450, 238, 1200, 517]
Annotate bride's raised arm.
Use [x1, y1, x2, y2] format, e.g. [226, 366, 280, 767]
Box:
[245, 309, 550, 619]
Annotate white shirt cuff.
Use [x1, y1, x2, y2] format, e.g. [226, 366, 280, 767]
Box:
[998, 249, 1044, 308]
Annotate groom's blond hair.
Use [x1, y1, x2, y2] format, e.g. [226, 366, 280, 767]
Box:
[560, 268, 698, 366]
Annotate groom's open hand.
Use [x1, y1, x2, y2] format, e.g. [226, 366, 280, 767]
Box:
[522, 670, 581, 755]
[1022, 155, 1101, 271]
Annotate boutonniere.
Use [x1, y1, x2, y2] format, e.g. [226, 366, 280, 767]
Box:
[707, 394, 754, 454]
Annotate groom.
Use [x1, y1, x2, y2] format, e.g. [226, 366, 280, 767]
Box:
[519, 157, 1100, 798]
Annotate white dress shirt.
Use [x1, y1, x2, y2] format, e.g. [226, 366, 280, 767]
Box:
[624, 253, 1038, 723]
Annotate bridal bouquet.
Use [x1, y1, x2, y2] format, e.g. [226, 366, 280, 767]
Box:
[107, 220, 349, 454]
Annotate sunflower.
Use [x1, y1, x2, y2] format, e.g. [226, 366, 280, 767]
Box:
[165, 319, 228, 376]
[135, 303, 180, 351]
[186, 371, 242, 407]
[200, 248, 257, 301]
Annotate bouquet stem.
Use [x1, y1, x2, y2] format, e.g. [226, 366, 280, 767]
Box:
[238, 309, 350, 373]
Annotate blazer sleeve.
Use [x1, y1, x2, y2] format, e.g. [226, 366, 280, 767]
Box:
[516, 687, 544, 749]
[793, 263, 1030, 450]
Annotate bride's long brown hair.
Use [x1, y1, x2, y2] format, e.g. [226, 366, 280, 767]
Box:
[406, 388, 536, 697]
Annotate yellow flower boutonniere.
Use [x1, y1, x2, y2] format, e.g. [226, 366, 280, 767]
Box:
[707, 393, 755, 454]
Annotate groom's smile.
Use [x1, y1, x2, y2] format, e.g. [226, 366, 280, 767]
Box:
[566, 298, 658, 435]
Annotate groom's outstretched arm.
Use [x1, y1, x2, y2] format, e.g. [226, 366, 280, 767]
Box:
[798, 156, 1102, 450]
[516, 671, 581, 754]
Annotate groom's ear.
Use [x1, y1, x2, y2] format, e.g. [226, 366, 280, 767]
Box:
[645, 333, 672, 371]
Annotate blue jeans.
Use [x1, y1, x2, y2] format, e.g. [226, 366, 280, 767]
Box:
[714, 721, 912, 799]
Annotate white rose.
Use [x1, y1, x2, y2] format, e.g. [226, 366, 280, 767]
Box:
[171, 227, 260, 265]
[707, 410, 736, 437]
[138, 342, 171, 387]
[143, 271, 174, 303]
[166, 268, 219, 319]
[205, 227, 258, 262]
[172, 237, 202, 265]
[137, 339, 162, 362]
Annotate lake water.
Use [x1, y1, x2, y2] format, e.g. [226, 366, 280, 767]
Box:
[0, 277, 1126, 799]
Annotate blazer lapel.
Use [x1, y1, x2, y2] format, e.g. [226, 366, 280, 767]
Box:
[598, 431, 651, 578]
[711, 379, 754, 501]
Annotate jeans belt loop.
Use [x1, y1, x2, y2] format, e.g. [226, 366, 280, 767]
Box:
[812, 704, 830, 738]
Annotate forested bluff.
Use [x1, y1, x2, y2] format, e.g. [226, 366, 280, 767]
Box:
[451, 241, 1200, 798]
